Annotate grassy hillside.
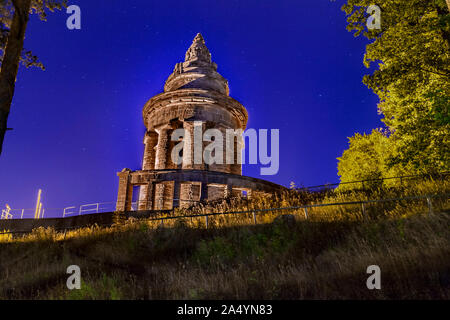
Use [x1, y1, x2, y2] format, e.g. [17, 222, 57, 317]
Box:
[0, 179, 449, 299]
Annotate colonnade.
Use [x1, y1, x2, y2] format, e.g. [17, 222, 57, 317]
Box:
[118, 174, 252, 211]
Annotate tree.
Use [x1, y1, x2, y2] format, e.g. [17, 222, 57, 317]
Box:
[337, 129, 403, 189]
[339, 0, 450, 180]
[0, 0, 65, 156]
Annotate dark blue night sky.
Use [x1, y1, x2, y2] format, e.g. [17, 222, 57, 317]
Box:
[0, 0, 381, 216]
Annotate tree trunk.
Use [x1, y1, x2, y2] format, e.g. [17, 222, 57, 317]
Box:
[0, 0, 31, 156]
[447, 0, 450, 13]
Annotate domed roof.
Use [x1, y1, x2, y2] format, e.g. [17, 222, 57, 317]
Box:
[164, 33, 230, 95]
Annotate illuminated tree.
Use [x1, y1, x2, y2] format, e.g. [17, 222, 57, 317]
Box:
[339, 0, 449, 182]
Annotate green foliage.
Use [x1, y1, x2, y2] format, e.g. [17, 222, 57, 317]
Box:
[194, 237, 236, 267]
[339, 0, 450, 177]
[193, 223, 298, 267]
[337, 129, 403, 186]
[380, 77, 449, 173]
[66, 275, 122, 300]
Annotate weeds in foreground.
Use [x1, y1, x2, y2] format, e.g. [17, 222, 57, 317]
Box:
[0, 179, 448, 299]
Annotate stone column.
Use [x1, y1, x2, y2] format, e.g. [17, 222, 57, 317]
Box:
[182, 121, 194, 169]
[142, 131, 158, 170]
[155, 128, 169, 169]
[163, 181, 174, 209]
[139, 130, 158, 211]
[165, 129, 179, 169]
[116, 169, 133, 212]
[155, 183, 165, 210]
[231, 134, 243, 175]
[182, 121, 205, 170]
[138, 182, 154, 211]
[197, 122, 207, 170]
[180, 183, 199, 208]
[208, 125, 228, 173]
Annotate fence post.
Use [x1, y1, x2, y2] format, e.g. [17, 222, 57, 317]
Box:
[21, 209, 24, 219]
[252, 211, 257, 224]
[303, 207, 308, 219]
[361, 202, 366, 219]
[205, 216, 209, 229]
[426, 196, 433, 215]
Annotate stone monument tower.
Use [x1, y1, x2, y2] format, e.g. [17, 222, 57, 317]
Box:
[116, 34, 285, 212]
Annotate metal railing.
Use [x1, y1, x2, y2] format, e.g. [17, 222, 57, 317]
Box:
[1, 197, 225, 220]
[4, 201, 117, 220]
[1, 206, 12, 220]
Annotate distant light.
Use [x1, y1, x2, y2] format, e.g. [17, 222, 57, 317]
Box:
[34, 189, 42, 219]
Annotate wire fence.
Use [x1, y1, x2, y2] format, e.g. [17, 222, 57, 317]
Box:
[0, 192, 448, 237]
[144, 193, 449, 226]
[1, 171, 448, 221]
[295, 172, 449, 192]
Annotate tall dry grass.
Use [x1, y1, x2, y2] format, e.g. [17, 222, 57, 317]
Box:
[0, 178, 448, 299]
